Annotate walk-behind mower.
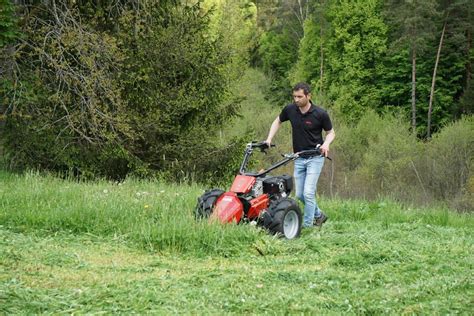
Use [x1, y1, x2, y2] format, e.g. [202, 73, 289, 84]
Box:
[195, 141, 323, 239]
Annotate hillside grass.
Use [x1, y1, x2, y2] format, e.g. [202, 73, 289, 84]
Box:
[1, 170, 473, 314]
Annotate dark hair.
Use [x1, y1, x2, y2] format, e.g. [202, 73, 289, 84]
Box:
[292, 82, 311, 95]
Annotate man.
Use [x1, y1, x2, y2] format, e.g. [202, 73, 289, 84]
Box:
[265, 82, 335, 227]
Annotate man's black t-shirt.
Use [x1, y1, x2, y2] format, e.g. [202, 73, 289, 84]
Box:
[279, 102, 332, 154]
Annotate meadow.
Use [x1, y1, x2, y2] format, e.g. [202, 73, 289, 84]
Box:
[1, 170, 473, 314]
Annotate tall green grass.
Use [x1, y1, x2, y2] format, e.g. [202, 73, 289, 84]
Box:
[1, 170, 472, 257]
[0, 170, 263, 256]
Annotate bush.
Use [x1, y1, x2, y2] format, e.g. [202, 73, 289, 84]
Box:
[322, 111, 415, 200]
[424, 116, 474, 210]
[2, 2, 242, 182]
[2, 4, 132, 179]
[320, 111, 473, 211]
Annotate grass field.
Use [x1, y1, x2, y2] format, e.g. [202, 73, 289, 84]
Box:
[1, 170, 473, 314]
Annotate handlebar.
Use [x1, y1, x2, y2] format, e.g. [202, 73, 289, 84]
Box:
[248, 141, 275, 153]
[281, 149, 324, 158]
[240, 141, 331, 176]
[249, 141, 329, 158]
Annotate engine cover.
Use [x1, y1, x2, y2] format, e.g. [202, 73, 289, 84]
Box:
[262, 175, 293, 195]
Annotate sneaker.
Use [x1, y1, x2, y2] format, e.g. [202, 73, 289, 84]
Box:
[313, 212, 328, 226]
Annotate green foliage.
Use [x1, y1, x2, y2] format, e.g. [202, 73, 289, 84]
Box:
[290, 18, 322, 88]
[289, 0, 332, 104]
[204, 0, 258, 72]
[330, 110, 417, 199]
[0, 0, 17, 47]
[357, 115, 420, 198]
[378, 49, 412, 110]
[2, 1, 244, 182]
[325, 0, 388, 121]
[433, 1, 474, 122]
[459, 77, 474, 115]
[259, 31, 294, 78]
[424, 116, 474, 207]
[252, 0, 309, 103]
[115, 2, 240, 182]
[384, 0, 439, 53]
[3, 4, 131, 179]
[324, 110, 473, 211]
[253, 0, 473, 136]
[258, 29, 296, 103]
[333, 110, 391, 172]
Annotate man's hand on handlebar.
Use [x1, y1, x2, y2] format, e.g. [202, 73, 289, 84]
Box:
[320, 143, 330, 157]
[264, 139, 274, 148]
[250, 141, 275, 153]
[258, 140, 275, 149]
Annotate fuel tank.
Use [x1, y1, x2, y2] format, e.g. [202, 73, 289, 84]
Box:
[212, 192, 244, 223]
[230, 175, 256, 194]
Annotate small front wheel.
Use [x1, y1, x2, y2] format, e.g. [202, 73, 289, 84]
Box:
[195, 189, 224, 219]
[266, 198, 302, 239]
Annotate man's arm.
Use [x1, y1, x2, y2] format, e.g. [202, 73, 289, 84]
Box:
[320, 129, 335, 157]
[265, 116, 281, 145]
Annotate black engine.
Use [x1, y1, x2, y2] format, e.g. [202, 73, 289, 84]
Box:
[262, 175, 293, 196]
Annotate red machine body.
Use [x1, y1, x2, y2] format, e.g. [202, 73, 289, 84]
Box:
[246, 194, 269, 219]
[213, 175, 270, 223]
[213, 192, 243, 223]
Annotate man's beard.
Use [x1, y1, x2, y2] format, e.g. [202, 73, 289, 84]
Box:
[296, 101, 307, 107]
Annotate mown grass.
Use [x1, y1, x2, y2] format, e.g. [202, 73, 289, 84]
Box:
[1, 170, 473, 314]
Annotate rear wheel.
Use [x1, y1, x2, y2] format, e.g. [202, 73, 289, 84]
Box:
[195, 189, 224, 219]
[266, 198, 302, 239]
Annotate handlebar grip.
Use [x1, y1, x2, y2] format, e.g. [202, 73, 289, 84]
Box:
[296, 149, 332, 160]
[251, 141, 276, 150]
[298, 149, 321, 156]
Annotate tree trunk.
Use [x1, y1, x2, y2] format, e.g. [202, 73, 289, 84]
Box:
[427, 20, 447, 138]
[411, 48, 417, 134]
[296, 0, 305, 29]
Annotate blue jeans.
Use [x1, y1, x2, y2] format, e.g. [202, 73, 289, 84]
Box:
[294, 156, 325, 227]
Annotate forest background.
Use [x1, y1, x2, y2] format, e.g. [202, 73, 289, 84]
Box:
[0, 0, 473, 211]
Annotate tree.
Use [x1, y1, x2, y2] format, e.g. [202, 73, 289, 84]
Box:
[0, 0, 19, 140]
[203, 0, 258, 77]
[427, 18, 446, 138]
[281, 0, 309, 41]
[385, 0, 439, 134]
[290, 0, 330, 101]
[0, 0, 17, 47]
[325, 0, 388, 120]
[457, 0, 474, 116]
[253, 0, 308, 103]
[2, 1, 241, 180]
[115, 2, 241, 179]
[3, 3, 131, 176]
[424, 0, 474, 137]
